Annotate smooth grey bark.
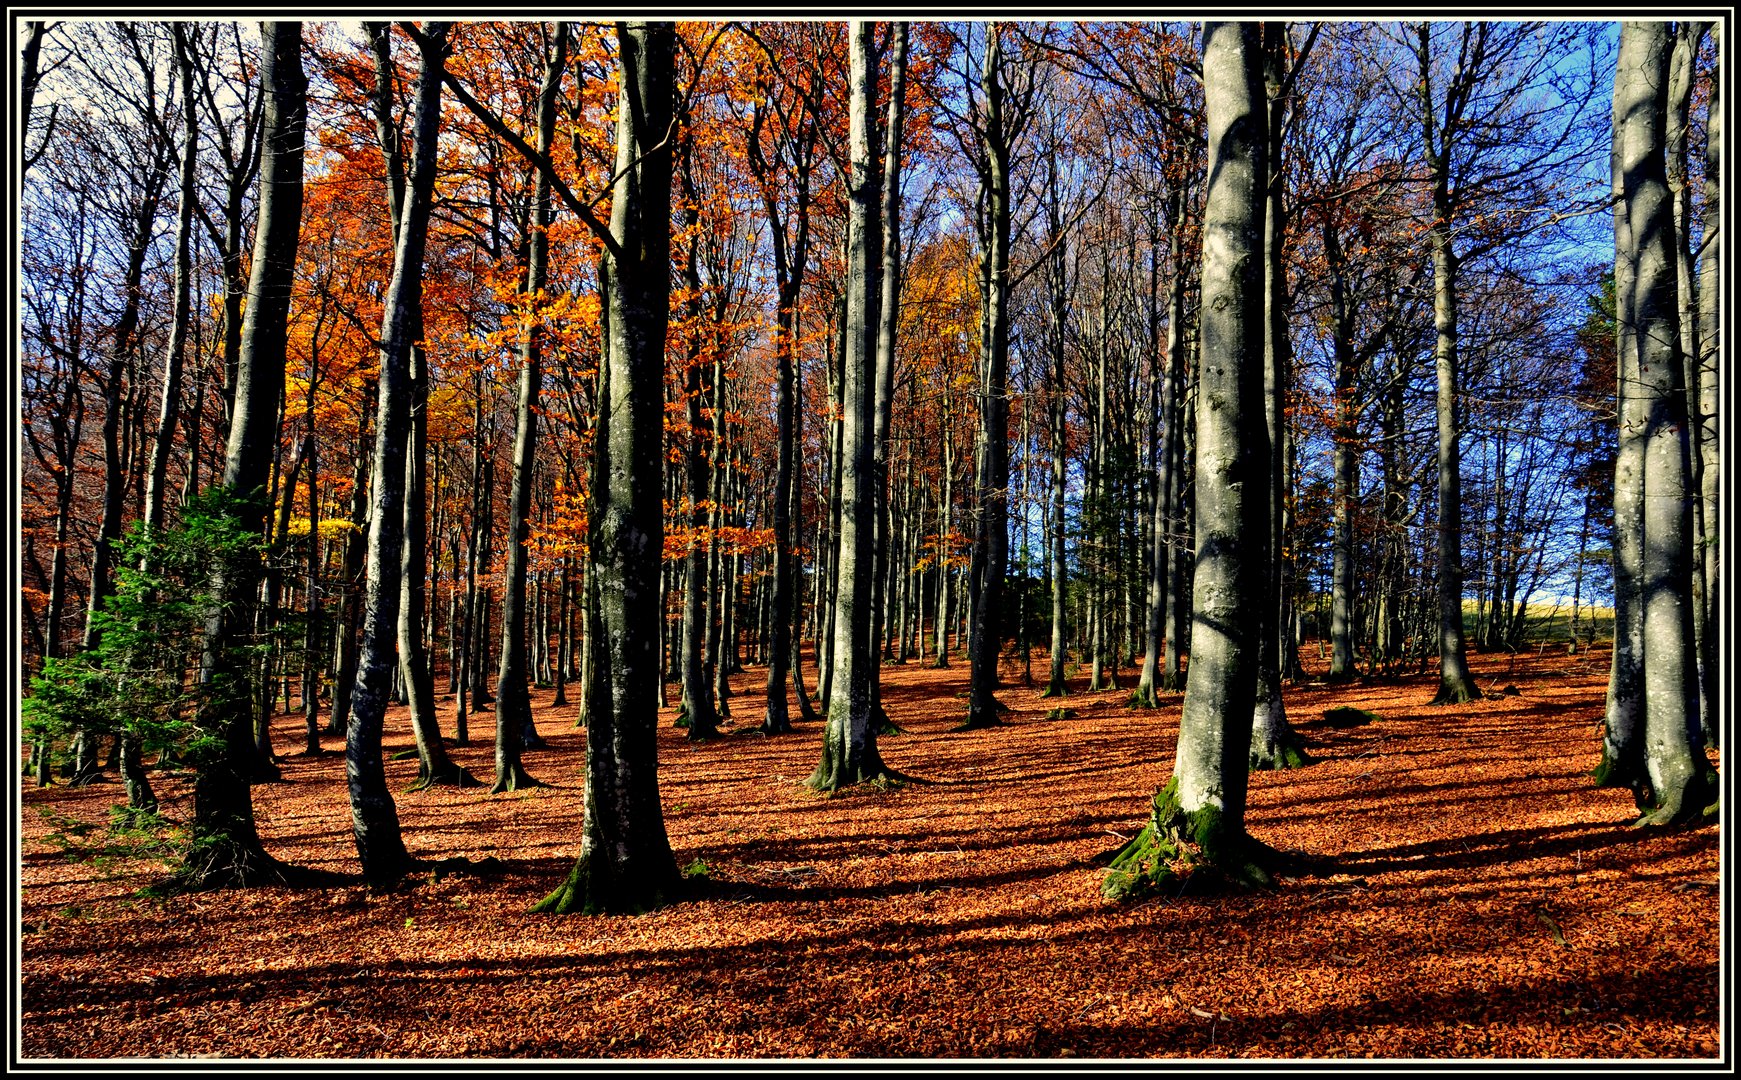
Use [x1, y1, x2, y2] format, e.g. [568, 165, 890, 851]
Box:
[491, 23, 567, 789]
[1109, 21, 1272, 898]
[1695, 26, 1720, 747]
[1416, 22, 1482, 706]
[183, 21, 306, 889]
[810, 22, 896, 791]
[345, 22, 451, 885]
[365, 22, 470, 792]
[141, 24, 197, 541]
[1666, 21, 1711, 743]
[868, 22, 908, 732]
[1604, 22, 1713, 824]
[536, 21, 682, 915]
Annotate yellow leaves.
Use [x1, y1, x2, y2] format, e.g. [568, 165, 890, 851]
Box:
[285, 518, 361, 541]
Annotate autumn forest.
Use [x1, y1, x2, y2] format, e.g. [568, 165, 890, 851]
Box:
[16, 18, 1724, 1061]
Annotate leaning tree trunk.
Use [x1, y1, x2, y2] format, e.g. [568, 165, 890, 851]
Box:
[535, 21, 683, 915]
[1608, 21, 1714, 825]
[809, 21, 897, 792]
[364, 22, 473, 793]
[182, 21, 306, 891]
[344, 22, 452, 886]
[1106, 21, 1272, 901]
[491, 24, 567, 790]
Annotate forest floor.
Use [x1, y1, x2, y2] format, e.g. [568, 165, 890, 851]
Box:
[18, 644, 1723, 1061]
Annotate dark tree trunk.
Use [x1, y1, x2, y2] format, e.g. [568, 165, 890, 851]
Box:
[535, 21, 683, 915]
[964, 26, 1014, 730]
[182, 21, 306, 890]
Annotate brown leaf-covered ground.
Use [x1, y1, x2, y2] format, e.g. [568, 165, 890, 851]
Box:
[19, 645, 1722, 1061]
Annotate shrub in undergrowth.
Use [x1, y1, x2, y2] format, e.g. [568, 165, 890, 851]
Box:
[24, 491, 268, 806]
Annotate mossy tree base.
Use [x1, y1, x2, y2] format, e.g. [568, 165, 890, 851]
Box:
[873, 705, 903, 736]
[1038, 684, 1068, 699]
[1631, 765, 1720, 827]
[532, 852, 682, 916]
[1101, 778, 1284, 901]
[1591, 743, 1645, 792]
[1129, 687, 1161, 709]
[805, 753, 906, 794]
[1249, 738, 1311, 771]
[488, 764, 544, 794]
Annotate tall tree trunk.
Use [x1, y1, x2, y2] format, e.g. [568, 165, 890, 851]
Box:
[183, 21, 306, 889]
[142, 25, 198, 540]
[344, 22, 452, 885]
[364, 22, 471, 792]
[491, 23, 567, 789]
[536, 21, 682, 915]
[1695, 25, 1720, 747]
[1108, 21, 1272, 899]
[869, 23, 909, 732]
[1419, 25, 1481, 705]
[964, 25, 1013, 730]
[1250, 21, 1306, 770]
[1604, 22, 1714, 824]
[810, 21, 896, 791]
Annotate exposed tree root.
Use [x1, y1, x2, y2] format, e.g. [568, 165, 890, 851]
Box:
[1430, 678, 1482, 705]
[488, 764, 544, 794]
[407, 762, 482, 792]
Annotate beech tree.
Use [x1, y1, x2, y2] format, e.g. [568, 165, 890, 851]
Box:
[180, 20, 307, 889]
[1596, 20, 1715, 826]
[808, 21, 900, 791]
[343, 20, 452, 885]
[1106, 21, 1275, 898]
[535, 21, 684, 913]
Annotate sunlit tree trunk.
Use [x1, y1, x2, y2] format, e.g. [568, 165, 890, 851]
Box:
[810, 21, 896, 791]
[1603, 21, 1714, 824]
[1107, 21, 1272, 898]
